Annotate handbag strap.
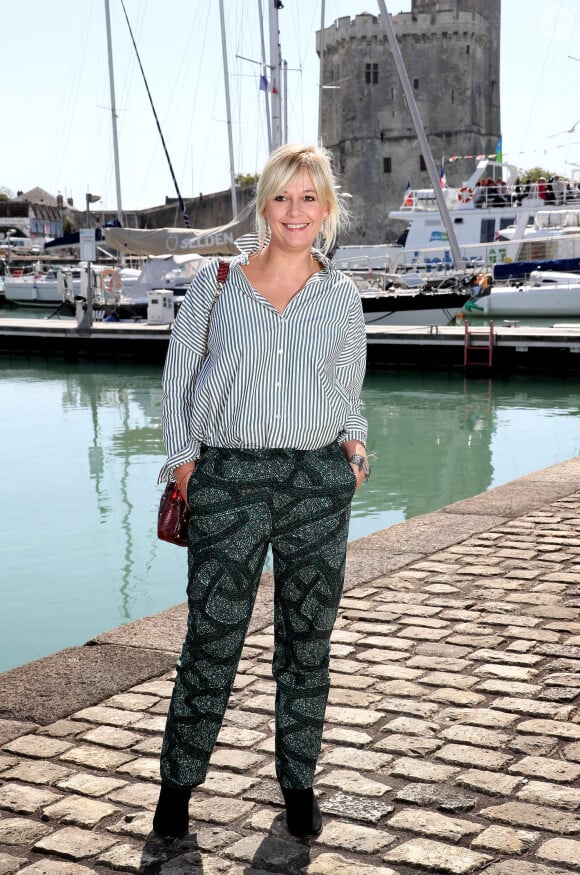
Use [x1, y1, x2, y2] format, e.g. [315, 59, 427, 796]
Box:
[209, 260, 230, 316]
[204, 259, 229, 352]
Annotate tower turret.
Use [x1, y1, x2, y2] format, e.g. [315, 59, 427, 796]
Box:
[318, 2, 501, 243]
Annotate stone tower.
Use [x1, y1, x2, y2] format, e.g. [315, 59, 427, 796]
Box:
[317, 0, 501, 243]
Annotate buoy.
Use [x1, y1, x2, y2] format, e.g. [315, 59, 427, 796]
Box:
[457, 186, 474, 204]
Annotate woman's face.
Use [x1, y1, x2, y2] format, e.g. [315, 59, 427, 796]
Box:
[263, 169, 329, 252]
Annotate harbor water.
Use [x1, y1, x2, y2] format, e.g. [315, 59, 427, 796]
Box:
[1, 357, 579, 673]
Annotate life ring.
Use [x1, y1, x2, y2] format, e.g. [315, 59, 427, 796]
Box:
[99, 268, 122, 293]
[457, 186, 473, 204]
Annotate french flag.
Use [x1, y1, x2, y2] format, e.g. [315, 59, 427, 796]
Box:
[439, 158, 446, 189]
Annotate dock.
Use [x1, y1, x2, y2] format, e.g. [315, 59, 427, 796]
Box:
[3, 315, 580, 371]
[1, 456, 580, 872]
[0, 316, 172, 363]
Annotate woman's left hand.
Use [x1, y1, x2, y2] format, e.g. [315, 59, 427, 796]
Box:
[342, 439, 369, 492]
[349, 460, 367, 492]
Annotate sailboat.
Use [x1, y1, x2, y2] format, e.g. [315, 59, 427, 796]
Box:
[102, 0, 266, 307]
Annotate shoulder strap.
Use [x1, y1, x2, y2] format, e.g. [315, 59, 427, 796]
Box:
[205, 260, 230, 353]
[209, 260, 230, 316]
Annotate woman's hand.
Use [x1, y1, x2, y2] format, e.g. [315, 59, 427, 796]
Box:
[349, 460, 368, 492]
[342, 440, 369, 492]
[173, 462, 196, 503]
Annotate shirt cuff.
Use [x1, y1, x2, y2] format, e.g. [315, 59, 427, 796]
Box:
[157, 441, 202, 483]
[338, 428, 367, 446]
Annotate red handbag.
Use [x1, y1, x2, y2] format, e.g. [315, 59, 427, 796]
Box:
[157, 260, 230, 547]
[157, 481, 189, 547]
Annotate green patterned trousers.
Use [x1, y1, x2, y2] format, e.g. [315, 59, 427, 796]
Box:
[160, 442, 357, 791]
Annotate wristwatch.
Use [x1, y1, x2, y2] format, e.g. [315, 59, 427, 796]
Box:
[348, 453, 371, 482]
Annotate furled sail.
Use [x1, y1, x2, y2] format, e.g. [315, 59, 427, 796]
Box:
[104, 203, 254, 256]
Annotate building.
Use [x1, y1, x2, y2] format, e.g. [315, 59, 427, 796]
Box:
[318, 0, 501, 244]
[0, 187, 64, 250]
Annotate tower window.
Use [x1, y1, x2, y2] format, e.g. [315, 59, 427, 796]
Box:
[466, 44, 470, 55]
[419, 155, 427, 172]
[383, 157, 392, 173]
[365, 63, 379, 84]
[413, 78, 419, 90]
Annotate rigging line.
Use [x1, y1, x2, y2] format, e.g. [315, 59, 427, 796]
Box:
[519, 0, 566, 156]
[49, 3, 95, 196]
[119, 0, 191, 227]
[179, 1, 212, 203]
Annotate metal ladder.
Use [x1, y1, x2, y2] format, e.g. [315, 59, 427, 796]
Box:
[464, 320, 495, 370]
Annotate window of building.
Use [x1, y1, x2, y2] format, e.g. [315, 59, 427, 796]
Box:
[413, 78, 419, 90]
[466, 44, 470, 55]
[365, 63, 378, 84]
[383, 157, 392, 173]
[419, 155, 426, 172]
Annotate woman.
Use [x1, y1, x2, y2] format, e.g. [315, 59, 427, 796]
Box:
[154, 143, 369, 840]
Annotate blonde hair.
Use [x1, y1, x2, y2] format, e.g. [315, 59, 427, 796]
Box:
[255, 143, 347, 254]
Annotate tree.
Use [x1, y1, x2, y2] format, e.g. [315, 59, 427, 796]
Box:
[235, 173, 260, 188]
[517, 166, 566, 183]
[0, 185, 13, 201]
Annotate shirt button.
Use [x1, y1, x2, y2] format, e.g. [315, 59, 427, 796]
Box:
[278, 348, 283, 354]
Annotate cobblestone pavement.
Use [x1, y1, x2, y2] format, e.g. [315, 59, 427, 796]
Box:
[1, 463, 580, 874]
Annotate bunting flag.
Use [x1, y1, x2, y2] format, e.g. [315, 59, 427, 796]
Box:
[447, 153, 498, 163]
[439, 157, 446, 188]
[444, 139, 577, 165]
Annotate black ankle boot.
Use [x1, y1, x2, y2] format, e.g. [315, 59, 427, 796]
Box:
[282, 787, 323, 838]
[153, 782, 191, 838]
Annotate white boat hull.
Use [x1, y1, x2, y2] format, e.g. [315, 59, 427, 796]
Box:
[3, 278, 69, 306]
[478, 287, 580, 317]
[476, 271, 580, 317]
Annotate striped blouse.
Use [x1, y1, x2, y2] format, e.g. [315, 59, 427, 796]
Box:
[158, 234, 367, 482]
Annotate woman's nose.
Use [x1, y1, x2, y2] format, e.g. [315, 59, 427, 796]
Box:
[285, 198, 300, 214]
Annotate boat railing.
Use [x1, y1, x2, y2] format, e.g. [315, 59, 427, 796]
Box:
[393, 230, 580, 277]
[399, 182, 580, 212]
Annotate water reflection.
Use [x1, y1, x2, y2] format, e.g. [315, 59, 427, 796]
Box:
[0, 360, 578, 672]
[362, 373, 494, 521]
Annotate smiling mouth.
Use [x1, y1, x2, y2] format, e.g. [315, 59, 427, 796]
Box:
[284, 223, 309, 230]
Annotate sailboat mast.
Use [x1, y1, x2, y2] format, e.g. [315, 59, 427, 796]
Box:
[375, 0, 463, 270]
[257, 0, 272, 152]
[104, 0, 124, 228]
[219, 0, 238, 219]
[269, 1, 283, 149]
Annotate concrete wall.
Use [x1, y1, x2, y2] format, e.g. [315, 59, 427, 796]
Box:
[79, 186, 256, 234]
[318, 0, 501, 244]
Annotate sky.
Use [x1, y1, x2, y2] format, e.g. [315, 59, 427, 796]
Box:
[1, 0, 579, 214]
